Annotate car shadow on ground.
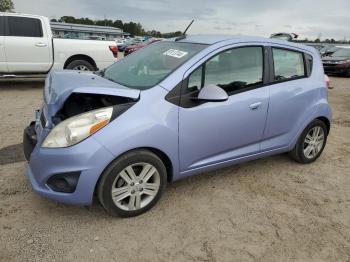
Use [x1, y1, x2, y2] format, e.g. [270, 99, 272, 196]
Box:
[0, 143, 25, 165]
[0, 79, 44, 90]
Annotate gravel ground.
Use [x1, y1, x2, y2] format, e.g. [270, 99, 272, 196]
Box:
[0, 77, 349, 262]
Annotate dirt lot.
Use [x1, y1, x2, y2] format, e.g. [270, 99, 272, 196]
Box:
[0, 77, 349, 262]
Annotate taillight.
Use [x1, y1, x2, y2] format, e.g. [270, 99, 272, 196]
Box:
[324, 74, 331, 89]
[109, 46, 118, 58]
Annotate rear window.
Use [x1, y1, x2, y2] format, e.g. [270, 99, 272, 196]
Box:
[7, 16, 43, 37]
[272, 48, 305, 81]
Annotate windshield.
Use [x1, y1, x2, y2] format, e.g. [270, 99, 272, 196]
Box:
[329, 47, 350, 57]
[103, 41, 207, 89]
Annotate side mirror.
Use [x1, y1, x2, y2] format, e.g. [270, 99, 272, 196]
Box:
[197, 84, 228, 102]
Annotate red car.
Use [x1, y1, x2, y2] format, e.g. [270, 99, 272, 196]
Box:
[124, 38, 160, 56]
[322, 46, 350, 77]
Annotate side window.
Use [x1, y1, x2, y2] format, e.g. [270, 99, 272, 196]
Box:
[188, 66, 202, 90]
[187, 46, 263, 94]
[305, 53, 313, 77]
[272, 48, 305, 81]
[0, 16, 4, 36]
[6, 16, 43, 37]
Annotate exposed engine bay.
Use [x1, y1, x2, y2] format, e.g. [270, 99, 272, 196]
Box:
[52, 93, 136, 124]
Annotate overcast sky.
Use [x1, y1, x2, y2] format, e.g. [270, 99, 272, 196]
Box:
[12, 0, 350, 40]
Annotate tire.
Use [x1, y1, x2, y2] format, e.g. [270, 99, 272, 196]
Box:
[346, 69, 350, 78]
[289, 119, 328, 164]
[66, 59, 95, 71]
[97, 150, 167, 217]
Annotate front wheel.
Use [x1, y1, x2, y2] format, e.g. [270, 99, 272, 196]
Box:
[97, 150, 167, 217]
[289, 119, 328, 164]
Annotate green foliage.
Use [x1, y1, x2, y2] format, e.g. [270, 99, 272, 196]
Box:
[0, 0, 14, 12]
[51, 16, 182, 38]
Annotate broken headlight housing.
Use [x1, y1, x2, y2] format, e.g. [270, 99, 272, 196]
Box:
[42, 107, 113, 148]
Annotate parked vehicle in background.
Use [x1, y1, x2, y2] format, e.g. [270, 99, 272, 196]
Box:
[322, 46, 350, 76]
[124, 38, 160, 56]
[0, 13, 118, 78]
[305, 43, 326, 51]
[63, 32, 79, 39]
[117, 38, 144, 52]
[115, 38, 126, 45]
[320, 45, 340, 57]
[270, 32, 298, 41]
[23, 35, 331, 217]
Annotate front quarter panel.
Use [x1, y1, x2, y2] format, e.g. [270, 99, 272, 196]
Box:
[92, 85, 180, 179]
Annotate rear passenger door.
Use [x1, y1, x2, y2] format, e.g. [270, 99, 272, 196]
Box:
[179, 45, 270, 172]
[4, 15, 51, 73]
[261, 46, 315, 151]
[0, 15, 8, 73]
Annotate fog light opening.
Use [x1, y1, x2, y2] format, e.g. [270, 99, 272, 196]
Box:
[47, 172, 81, 193]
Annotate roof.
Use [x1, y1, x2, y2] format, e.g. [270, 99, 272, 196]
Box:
[50, 22, 123, 34]
[173, 35, 317, 53]
[175, 35, 274, 45]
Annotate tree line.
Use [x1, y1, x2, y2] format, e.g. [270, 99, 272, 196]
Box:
[51, 16, 182, 38]
[1, 0, 349, 41]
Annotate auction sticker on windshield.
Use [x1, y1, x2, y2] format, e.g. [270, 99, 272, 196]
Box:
[163, 49, 188, 58]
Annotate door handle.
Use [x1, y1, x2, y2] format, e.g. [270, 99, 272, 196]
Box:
[35, 42, 47, 47]
[249, 102, 262, 110]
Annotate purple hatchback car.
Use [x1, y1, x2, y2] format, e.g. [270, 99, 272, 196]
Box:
[23, 35, 331, 217]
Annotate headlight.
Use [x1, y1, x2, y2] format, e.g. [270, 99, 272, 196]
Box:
[42, 107, 113, 148]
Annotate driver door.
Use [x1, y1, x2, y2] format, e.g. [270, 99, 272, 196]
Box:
[179, 45, 269, 172]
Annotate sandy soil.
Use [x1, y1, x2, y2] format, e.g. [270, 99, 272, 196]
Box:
[0, 78, 349, 262]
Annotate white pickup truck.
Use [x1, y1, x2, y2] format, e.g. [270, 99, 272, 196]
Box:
[0, 13, 118, 78]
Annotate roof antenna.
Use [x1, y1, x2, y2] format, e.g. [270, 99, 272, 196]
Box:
[175, 19, 194, 41]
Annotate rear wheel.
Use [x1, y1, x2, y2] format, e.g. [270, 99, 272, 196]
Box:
[289, 119, 328, 164]
[98, 150, 167, 217]
[66, 60, 95, 71]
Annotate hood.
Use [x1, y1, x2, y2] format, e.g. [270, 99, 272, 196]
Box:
[44, 70, 140, 119]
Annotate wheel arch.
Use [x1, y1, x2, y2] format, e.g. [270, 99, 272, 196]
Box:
[93, 147, 174, 198]
[64, 54, 97, 70]
[316, 116, 330, 134]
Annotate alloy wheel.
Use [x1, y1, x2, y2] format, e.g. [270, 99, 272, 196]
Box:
[72, 65, 89, 71]
[111, 163, 160, 211]
[303, 126, 325, 159]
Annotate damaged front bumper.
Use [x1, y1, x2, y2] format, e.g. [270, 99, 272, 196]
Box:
[23, 109, 115, 205]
